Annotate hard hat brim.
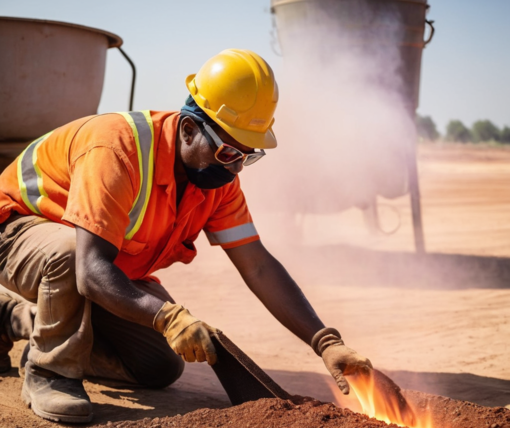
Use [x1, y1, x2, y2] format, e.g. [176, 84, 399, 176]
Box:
[218, 122, 277, 149]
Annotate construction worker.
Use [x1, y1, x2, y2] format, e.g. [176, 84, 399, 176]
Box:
[0, 49, 372, 423]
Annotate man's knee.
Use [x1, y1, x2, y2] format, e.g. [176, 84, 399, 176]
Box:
[133, 350, 184, 388]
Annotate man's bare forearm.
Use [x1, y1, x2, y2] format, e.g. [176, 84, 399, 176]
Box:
[225, 241, 325, 344]
[75, 226, 165, 328]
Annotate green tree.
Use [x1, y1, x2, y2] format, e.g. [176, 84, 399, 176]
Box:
[471, 120, 501, 143]
[501, 126, 510, 144]
[446, 120, 472, 143]
[416, 114, 440, 140]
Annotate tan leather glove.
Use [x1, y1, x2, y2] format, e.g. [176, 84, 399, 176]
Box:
[153, 302, 219, 365]
[312, 327, 373, 395]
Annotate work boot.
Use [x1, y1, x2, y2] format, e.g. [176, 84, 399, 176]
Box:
[22, 362, 93, 423]
[0, 294, 17, 373]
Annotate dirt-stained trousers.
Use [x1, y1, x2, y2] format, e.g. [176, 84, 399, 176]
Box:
[0, 215, 184, 387]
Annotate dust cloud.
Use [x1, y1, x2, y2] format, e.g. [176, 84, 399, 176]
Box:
[241, 0, 417, 248]
[237, 2, 440, 381]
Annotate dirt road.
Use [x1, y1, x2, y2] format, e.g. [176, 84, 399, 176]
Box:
[1, 143, 509, 427]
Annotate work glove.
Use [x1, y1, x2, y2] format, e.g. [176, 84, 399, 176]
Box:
[153, 302, 219, 365]
[311, 327, 373, 395]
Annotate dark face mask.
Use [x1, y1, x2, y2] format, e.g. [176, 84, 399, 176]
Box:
[183, 163, 236, 189]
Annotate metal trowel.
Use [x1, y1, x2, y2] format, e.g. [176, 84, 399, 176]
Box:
[210, 332, 291, 405]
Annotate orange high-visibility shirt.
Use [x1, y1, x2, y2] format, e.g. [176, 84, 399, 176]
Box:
[0, 111, 259, 280]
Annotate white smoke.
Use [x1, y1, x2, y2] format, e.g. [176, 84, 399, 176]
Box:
[242, 0, 417, 240]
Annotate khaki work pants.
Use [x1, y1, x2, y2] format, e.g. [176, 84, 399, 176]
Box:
[0, 215, 184, 387]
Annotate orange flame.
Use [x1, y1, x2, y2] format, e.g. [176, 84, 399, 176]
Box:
[326, 372, 434, 428]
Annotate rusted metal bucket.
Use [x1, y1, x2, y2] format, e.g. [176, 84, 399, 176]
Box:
[0, 17, 122, 143]
[270, 0, 434, 110]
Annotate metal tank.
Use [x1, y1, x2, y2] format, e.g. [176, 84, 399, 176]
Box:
[0, 17, 135, 169]
[270, 0, 434, 253]
[270, 0, 433, 110]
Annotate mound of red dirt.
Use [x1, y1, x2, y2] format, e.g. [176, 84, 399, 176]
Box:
[95, 395, 510, 428]
[96, 398, 398, 427]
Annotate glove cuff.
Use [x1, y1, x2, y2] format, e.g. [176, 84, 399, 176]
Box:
[153, 301, 182, 333]
[311, 327, 343, 356]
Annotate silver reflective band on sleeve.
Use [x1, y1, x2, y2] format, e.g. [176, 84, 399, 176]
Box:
[205, 222, 258, 245]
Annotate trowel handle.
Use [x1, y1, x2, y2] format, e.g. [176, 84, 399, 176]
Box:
[117, 47, 137, 111]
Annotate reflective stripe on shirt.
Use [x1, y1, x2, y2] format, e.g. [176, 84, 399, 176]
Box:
[16, 111, 155, 240]
[17, 132, 54, 215]
[116, 111, 155, 240]
[205, 222, 258, 245]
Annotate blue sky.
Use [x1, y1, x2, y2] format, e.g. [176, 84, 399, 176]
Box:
[1, 0, 509, 134]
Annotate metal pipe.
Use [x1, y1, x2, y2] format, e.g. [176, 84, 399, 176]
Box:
[407, 129, 426, 255]
[117, 47, 136, 111]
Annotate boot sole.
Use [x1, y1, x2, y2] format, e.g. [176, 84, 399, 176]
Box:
[22, 382, 93, 423]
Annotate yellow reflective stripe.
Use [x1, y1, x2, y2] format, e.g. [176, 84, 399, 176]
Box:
[126, 110, 155, 239]
[33, 143, 49, 211]
[17, 146, 39, 215]
[117, 112, 144, 214]
[17, 131, 53, 215]
[117, 111, 155, 240]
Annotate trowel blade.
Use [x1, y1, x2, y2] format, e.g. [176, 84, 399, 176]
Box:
[373, 369, 416, 426]
[210, 332, 291, 406]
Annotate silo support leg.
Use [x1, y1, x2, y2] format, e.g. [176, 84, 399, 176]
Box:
[407, 147, 426, 255]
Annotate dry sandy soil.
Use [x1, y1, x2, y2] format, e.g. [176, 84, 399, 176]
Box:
[1, 143, 510, 427]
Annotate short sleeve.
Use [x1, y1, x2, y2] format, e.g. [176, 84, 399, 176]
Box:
[62, 147, 134, 249]
[203, 177, 260, 249]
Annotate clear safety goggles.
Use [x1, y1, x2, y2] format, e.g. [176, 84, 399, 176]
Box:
[202, 122, 266, 166]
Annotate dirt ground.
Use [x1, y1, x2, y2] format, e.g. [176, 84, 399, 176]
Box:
[1, 143, 510, 427]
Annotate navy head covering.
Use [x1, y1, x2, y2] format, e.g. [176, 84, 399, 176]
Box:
[180, 95, 215, 125]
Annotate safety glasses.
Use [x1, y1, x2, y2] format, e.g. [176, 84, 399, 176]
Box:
[202, 122, 265, 166]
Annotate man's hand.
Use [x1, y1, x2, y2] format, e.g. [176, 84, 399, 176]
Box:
[312, 327, 373, 395]
[153, 302, 219, 365]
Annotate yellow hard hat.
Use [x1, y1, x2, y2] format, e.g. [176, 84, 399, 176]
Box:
[185, 49, 278, 149]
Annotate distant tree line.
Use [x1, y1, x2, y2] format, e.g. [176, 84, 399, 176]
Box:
[416, 115, 510, 144]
